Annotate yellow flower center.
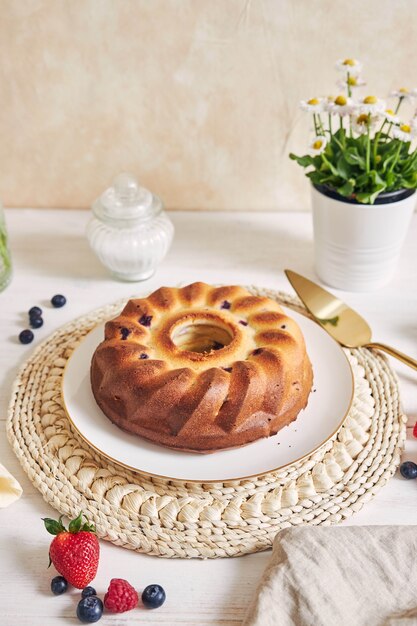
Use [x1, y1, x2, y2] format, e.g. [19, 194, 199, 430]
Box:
[335, 95, 347, 106]
[347, 76, 358, 86]
[363, 96, 377, 104]
[308, 98, 320, 105]
[356, 114, 368, 125]
[400, 124, 411, 133]
[313, 140, 323, 150]
[399, 87, 409, 94]
[385, 109, 395, 116]
[376, 155, 382, 163]
[343, 58, 356, 66]
[327, 95, 335, 102]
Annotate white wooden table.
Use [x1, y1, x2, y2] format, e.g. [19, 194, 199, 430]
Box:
[1, 209, 416, 625]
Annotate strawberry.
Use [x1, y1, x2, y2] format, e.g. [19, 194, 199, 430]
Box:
[43, 512, 100, 589]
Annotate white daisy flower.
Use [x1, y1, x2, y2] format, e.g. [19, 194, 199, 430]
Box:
[300, 97, 324, 113]
[308, 135, 327, 155]
[392, 123, 416, 142]
[411, 116, 417, 132]
[382, 108, 400, 124]
[359, 95, 386, 115]
[352, 113, 377, 135]
[337, 75, 366, 90]
[335, 58, 362, 76]
[326, 94, 355, 116]
[389, 87, 417, 102]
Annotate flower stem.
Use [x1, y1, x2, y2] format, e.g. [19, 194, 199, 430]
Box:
[313, 114, 319, 136]
[366, 116, 371, 173]
[347, 72, 352, 98]
[328, 113, 332, 137]
[395, 96, 404, 114]
[388, 141, 402, 173]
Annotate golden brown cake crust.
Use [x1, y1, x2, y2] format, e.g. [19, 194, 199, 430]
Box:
[90, 283, 313, 453]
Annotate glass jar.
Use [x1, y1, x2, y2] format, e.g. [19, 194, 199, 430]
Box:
[86, 173, 174, 281]
[0, 202, 12, 292]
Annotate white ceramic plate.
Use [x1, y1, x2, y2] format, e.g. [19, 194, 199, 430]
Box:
[62, 307, 353, 482]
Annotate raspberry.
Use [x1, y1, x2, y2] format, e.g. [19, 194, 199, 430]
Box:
[413, 422, 417, 439]
[104, 578, 138, 613]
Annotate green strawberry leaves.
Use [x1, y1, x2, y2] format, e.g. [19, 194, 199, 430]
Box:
[43, 511, 96, 535]
[42, 514, 66, 536]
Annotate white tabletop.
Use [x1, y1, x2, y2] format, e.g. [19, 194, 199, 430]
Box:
[1, 209, 416, 625]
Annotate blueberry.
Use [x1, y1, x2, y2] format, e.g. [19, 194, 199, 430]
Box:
[139, 314, 152, 327]
[81, 586, 97, 599]
[30, 316, 44, 329]
[29, 306, 42, 318]
[400, 461, 417, 479]
[141, 584, 166, 609]
[120, 327, 131, 340]
[51, 294, 67, 308]
[139, 353, 149, 359]
[220, 300, 231, 310]
[19, 329, 34, 344]
[51, 575, 68, 595]
[76, 596, 103, 623]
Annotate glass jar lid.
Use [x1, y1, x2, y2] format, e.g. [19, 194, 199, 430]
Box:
[92, 173, 159, 221]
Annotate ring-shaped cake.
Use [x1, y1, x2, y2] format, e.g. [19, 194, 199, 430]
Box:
[91, 282, 313, 453]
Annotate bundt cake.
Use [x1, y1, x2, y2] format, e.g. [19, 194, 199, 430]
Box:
[90, 282, 313, 453]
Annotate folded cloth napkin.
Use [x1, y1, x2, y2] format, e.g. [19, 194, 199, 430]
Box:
[243, 526, 417, 626]
[0, 462, 22, 507]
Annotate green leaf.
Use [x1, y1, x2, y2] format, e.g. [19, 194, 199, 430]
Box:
[42, 517, 66, 536]
[336, 155, 352, 180]
[289, 153, 315, 168]
[321, 154, 340, 177]
[337, 180, 355, 197]
[344, 148, 365, 169]
[69, 512, 83, 533]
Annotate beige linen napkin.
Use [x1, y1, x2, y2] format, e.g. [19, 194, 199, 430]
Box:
[0, 462, 22, 507]
[243, 526, 417, 626]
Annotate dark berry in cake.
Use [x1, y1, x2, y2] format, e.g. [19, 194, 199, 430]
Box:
[139, 353, 149, 359]
[30, 316, 44, 329]
[19, 329, 34, 344]
[120, 327, 131, 340]
[139, 314, 152, 327]
[220, 300, 231, 309]
[239, 320, 248, 326]
[212, 342, 223, 350]
[223, 367, 232, 372]
[51, 294, 66, 308]
[29, 306, 42, 318]
[252, 348, 263, 355]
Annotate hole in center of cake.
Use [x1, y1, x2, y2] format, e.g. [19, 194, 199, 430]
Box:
[171, 322, 234, 353]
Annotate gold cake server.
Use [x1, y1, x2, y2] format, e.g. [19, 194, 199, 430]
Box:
[285, 269, 417, 371]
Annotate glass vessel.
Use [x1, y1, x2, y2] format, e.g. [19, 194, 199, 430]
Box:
[86, 173, 174, 281]
[0, 202, 12, 292]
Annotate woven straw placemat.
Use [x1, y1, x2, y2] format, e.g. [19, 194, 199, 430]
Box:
[7, 288, 406, 559]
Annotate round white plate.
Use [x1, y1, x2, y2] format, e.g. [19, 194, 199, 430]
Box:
[62, 307, 353, 482]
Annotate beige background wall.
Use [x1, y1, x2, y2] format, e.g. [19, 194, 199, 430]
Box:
[1, 0, 416, 210]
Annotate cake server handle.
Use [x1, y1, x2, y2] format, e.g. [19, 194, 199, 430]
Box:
[365, 342, 417, 371]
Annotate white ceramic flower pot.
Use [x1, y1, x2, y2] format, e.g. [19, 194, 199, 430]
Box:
[311, 185, 416, 291]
